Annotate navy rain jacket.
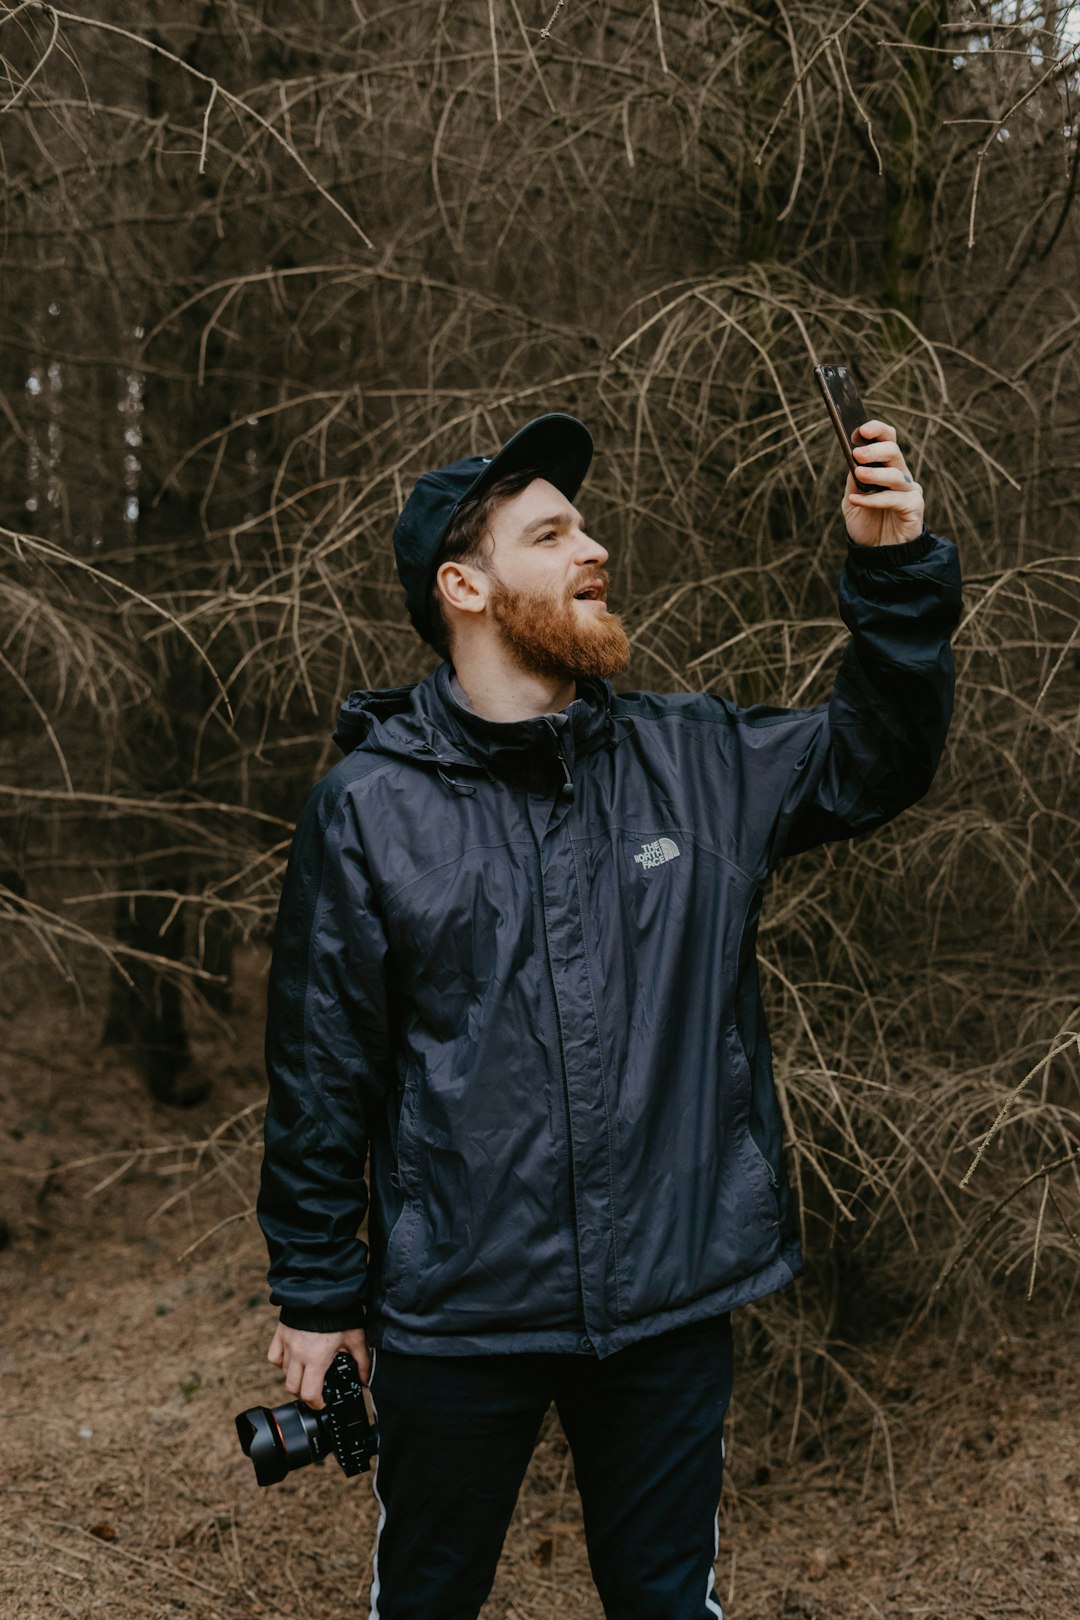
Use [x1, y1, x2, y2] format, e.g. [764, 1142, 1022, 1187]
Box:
[258, 528, 962, 1357]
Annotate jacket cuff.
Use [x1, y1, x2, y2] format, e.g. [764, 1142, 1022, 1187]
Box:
[277, 1302, 366, 1333]
[845, 525, 936, 569]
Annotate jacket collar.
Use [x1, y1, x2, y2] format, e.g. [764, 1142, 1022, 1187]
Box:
[333, 662, 615, 781]
[427, 663, 613, 766]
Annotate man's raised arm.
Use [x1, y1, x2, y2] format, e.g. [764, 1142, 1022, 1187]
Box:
[768, 419, 963, 862]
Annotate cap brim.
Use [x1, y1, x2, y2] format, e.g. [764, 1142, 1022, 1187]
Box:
[464, 412, 593, 509]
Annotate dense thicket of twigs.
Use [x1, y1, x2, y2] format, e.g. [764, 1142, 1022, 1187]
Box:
[2, 0, 1078, 1388]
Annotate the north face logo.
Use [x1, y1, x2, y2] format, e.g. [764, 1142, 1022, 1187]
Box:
[634, 837, 681, 870]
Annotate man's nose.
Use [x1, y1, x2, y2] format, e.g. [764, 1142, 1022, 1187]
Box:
[575, 527, 608, 568]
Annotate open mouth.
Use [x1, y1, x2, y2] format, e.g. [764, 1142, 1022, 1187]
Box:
[573, 581, 606, 602]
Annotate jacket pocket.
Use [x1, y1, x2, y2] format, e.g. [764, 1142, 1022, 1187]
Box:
[382, 1069, 424, 1301]
[394, 1065, 421, 1195]
[381, 1198, 421, 1296]
[726, 1019, 780, 1224]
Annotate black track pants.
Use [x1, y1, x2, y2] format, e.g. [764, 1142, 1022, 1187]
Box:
[364, 1313, 733, 1620]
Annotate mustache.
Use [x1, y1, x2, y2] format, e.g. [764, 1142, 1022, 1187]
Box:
[566, 568, 610, 601]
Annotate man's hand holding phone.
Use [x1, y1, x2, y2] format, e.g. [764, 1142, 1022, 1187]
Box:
[842, 420, 925, 549]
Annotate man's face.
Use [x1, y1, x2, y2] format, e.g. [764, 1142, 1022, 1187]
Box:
[478, 477, 631, 681]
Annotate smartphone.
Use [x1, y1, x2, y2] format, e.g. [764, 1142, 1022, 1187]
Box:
[814, 362, 886, 494]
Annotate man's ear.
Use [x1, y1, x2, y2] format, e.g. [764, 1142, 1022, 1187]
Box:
[435, 559, 489, 618]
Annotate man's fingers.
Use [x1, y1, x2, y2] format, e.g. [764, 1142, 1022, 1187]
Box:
[852, 443, 904, 465]
[855, 419, 897, 443]
[300, 1361, 330, 1410]
[854, 463, 916, 489]
[275, 1350, 331, 1407]
[847, 487, 923, 509]
[268, 1324, 366, 1401]
[853, 441, 908, 471]
[845, 469, 914, 498]
[341, 1328, 371, 1385]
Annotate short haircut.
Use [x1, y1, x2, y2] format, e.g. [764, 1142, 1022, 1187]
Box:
[428, 464, 545, 660]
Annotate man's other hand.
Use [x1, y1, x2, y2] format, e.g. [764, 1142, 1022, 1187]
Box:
[842, 420, 925, 548]
[267, 1323, 371, 1409]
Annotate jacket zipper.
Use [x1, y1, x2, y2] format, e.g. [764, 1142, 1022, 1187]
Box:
[533, 724, 589, 1341]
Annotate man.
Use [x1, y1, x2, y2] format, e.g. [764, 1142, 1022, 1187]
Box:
[258, 411, 961, 1619]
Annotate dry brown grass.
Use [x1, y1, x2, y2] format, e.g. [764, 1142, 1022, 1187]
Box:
[2, 951, 1078, 1618]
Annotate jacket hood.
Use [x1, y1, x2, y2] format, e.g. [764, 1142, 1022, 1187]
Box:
[332, 663, 620, 793]
[333, 682, 419, 756]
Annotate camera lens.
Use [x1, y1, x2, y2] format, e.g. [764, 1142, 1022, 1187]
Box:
[235, 1401, 326, 1486]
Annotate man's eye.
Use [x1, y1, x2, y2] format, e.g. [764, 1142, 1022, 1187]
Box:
[536, 532, 557, 544]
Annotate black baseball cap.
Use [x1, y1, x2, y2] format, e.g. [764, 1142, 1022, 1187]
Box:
[392, 412, 594, 646]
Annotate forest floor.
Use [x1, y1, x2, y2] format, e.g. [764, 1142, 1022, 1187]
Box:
[1, 950, 1078, 1620]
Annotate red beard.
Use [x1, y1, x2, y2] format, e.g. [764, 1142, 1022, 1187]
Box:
[487, 569, 631, 682]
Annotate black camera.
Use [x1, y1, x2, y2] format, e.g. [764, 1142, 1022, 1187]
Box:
[235, 1351, 378, 1487]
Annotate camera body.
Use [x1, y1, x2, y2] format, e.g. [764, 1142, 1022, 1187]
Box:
[235, 1351, 378, 1487]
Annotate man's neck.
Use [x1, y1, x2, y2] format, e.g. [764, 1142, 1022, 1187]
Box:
[449, 650, 575, 723]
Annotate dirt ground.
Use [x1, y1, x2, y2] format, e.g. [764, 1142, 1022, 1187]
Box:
[2, 952, 1077, 1620]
